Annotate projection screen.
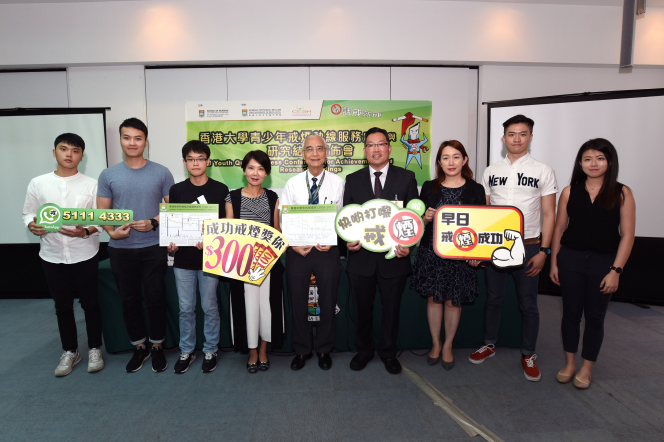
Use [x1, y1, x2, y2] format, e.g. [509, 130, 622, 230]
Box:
[0, 108, 108, 244]
[488, 88, 664, 239]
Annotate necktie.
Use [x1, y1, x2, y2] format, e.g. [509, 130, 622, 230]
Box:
[311, 177, 319, 204]
[374, 172, 382, 199]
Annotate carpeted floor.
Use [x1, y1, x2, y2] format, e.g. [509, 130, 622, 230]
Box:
[1, 295, 663, 442]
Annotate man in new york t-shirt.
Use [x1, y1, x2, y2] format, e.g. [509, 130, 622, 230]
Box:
[469, 114, 557, 383]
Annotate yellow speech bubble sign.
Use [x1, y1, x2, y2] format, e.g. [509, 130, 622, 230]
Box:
[433, 205, 523, 261]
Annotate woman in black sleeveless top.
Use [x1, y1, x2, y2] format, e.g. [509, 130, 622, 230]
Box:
[549, 138, 635, 389]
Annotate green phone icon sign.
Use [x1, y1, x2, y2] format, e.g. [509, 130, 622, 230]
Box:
[40, 206, 60, 224]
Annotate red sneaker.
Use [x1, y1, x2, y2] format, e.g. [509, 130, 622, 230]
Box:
[468, 344, 495, 364]
[522, 354, 541, 381]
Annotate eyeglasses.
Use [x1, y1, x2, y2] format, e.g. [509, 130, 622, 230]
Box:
[365, 142, 389, 149]
[304, 146, 326, 153]
[185, 158, 207, 163]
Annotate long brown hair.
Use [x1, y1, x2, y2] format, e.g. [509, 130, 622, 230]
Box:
[431, 140, 474, 194]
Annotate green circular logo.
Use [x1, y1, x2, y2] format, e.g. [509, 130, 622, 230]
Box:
[406, 199, 426, 217]
[40, 206, 60, 224]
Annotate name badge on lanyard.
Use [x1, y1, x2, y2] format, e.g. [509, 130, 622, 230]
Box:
[392, 194, 403, 209]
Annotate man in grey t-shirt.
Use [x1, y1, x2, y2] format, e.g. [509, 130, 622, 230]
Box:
[97, 118, 174, 373]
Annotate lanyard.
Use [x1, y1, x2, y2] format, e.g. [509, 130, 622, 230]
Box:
[306, 170, 325, 204]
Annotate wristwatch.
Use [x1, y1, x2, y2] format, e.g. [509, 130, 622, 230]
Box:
[540, 247, 551, 255]
[83, 228, 90, 239]
[150, 219, 159, 231]
[610, 266, 623, 274]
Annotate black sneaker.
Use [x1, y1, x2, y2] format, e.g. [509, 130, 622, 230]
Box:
[151, 346, 168, 373]
[202, 352, 218, 373]
[126, 346, 150, 373]
[174, 352, 196, 374]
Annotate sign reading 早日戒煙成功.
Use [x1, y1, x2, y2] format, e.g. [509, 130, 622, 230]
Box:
[36, 203, 133, 231]
[202, 218, 288, 285]
[434, 205, 526, 268]
[335, 199, 426, 259]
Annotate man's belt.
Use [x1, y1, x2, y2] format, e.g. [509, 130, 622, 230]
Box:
[524, 237, 542, 246]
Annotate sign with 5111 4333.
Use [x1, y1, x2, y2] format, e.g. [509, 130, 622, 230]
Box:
[36, 203, 133, 231]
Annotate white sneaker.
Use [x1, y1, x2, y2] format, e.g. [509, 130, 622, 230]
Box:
[88, 348, 105, 373]
[55, 350, 81, 377]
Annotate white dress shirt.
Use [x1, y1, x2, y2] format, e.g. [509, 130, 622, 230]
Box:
[22, 172, 100, 264]
[279, 169, 345, 212]
[369, 163, 389, 191]
[482, 153, 558, 239]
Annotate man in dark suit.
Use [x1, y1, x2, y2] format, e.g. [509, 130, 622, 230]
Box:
[343, 127, 419, 374]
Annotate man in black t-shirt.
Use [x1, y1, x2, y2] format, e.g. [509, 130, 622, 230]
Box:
[167, 141, 229, 374]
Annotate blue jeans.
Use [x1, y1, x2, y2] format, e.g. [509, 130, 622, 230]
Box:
[483, 244, 541, 356]
[173, 268, 221, 354]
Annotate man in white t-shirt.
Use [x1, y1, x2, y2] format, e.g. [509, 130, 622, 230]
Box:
[279, 135, 344, 371]
[22, 133, 104, 377]
[469, 115, 557, 382]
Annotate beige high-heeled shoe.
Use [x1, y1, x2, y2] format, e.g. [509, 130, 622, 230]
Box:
[556, 370, 575, 384]
[573, 375, 591, 389]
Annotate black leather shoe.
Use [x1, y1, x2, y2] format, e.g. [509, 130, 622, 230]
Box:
[380, 357, 402, 374]
[350, 353, 373, 371]
[317, 353, 332, 370]
[290, 352, 312, 371]
[246, 358, 258, 374]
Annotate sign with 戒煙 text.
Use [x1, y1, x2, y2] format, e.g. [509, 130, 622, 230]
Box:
[434, 205, 525, 268]
[202, 219, 288, 285]
[335, 199, 426, 259]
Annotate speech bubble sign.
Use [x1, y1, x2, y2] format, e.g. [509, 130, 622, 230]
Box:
[433, 205, 523, 262]
[335, 199, 425, 259]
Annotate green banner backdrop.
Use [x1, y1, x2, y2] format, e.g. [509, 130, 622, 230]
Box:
[185, 100, 432, 189]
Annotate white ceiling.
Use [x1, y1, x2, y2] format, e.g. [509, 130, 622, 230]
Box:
[0, 0, 662, 6]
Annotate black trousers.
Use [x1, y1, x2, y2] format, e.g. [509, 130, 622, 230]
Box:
[42, 255, 103, 352]
[483, 244, 541, 356]
[286, 247, 340, 355]
[348, 270, 407, 359]
[558, 246, 616, 362]
[107, 245, 167, 345]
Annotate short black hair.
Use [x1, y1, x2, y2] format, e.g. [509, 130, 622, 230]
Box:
[54, 133, 85, 152]
[241, 150, 271, 175]
[364, 127, 389, 144]
[503, 114, 534, 134]
[182, 140, 210, 159]
[119, 117, 148, 139]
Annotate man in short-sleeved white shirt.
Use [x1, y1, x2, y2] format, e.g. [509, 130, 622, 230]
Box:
[469, 114, 557, 382]
[279, 135, 344, 371]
